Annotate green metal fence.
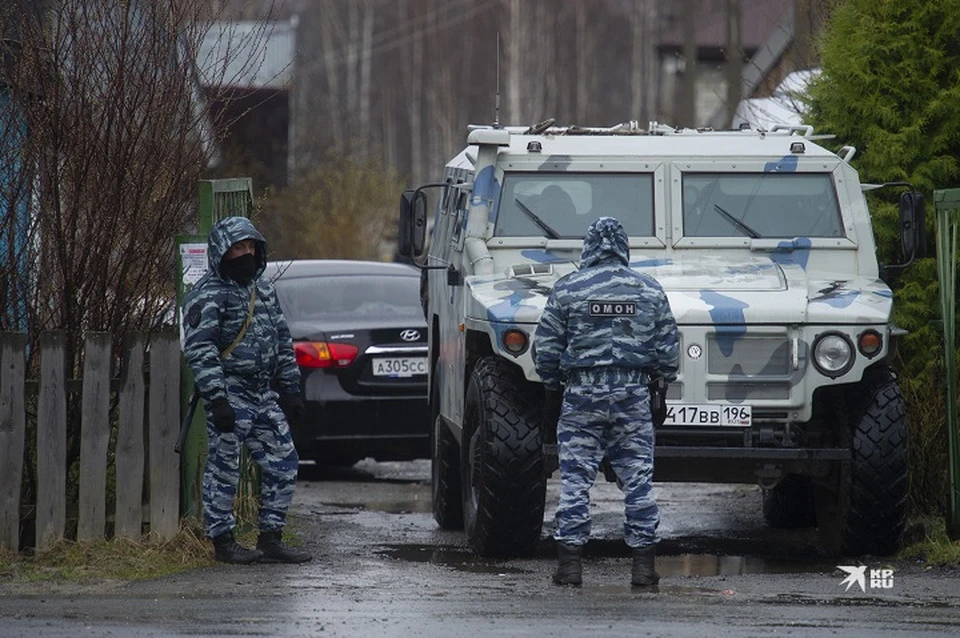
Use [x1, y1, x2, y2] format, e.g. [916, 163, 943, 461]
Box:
[934, 188, 960, 539]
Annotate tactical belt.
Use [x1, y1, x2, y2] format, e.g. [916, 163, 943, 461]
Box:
[566, 367, 649, 386]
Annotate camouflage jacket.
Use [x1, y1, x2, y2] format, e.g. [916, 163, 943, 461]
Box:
[534, 216, 680, 390]
[182, 216, 300, 402]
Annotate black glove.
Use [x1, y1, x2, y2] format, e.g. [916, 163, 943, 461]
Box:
[542, 387, 564, 430]
[649, 378, 668, 428]
[280, 393, 304, 423]
[210, 397, 236, 433]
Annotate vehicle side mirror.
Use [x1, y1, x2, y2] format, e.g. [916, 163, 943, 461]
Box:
[398, 189, 428, 259]
[899, 191, 927, 261]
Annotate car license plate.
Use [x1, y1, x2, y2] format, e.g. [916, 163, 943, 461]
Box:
[664, 403, 752, 427]
[372, 357, 427, 377]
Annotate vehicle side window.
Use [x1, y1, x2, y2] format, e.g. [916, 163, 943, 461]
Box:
[430, 181, 455, 262]
[450, 186, 468, 250]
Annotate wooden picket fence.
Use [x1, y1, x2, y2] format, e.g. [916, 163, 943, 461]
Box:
[0, 330, 181, 552]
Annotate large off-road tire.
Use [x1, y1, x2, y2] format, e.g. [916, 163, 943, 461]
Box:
[461, 357, 546, 557]
[431, 365, 463, 529]
[762, 474, 817, 529]
[817, 367, 908, 556]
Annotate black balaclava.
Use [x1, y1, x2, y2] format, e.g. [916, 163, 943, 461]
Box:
[221, 253, 258, 285]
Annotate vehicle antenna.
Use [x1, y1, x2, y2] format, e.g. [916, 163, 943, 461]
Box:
[494, 32, 501, 127]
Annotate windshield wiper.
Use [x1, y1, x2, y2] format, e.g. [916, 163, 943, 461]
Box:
[714, 204, 762, 238]
[515, 197, 561, 240]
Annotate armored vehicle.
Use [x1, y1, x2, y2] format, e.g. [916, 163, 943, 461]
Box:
[397, 121, 925, 558]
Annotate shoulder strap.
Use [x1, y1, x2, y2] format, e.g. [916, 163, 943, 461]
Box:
[220, 285, 257, 359]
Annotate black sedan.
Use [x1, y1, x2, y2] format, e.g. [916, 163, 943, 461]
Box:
[263, 259, 429, 465]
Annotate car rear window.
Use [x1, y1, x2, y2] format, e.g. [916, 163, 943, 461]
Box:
[275, 274, 422, 321]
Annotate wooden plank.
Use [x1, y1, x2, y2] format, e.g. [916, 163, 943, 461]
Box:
[114, 333, 145, 540]
[148, 332, 180, 540]
[0, 332, 27, 551]
[77, 332, 112, 542]
[36, 332, 67, 551]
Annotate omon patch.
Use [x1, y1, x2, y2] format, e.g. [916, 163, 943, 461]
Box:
[588, 300, 637, 317]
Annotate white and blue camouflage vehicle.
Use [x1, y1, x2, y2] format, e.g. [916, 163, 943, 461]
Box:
[397, 120, 926, 558]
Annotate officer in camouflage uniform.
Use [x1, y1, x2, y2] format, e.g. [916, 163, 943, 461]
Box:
[534, 216, 679, 587]
[182, 216, 311, 564]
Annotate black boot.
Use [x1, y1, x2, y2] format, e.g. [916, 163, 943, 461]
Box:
[212, 530, 263, 565]
[631, 545, 660, 587]
[552, 542, 583, 586]
[257, 530, 313, 563]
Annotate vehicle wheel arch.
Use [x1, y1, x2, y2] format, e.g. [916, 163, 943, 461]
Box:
[464, 328, 496, 395]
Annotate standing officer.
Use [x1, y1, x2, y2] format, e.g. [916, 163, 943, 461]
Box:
[182, 216, 311, 564]
[534, 216, 679, 587]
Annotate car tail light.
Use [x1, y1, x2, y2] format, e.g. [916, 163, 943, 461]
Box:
[294, 342, 359, 368]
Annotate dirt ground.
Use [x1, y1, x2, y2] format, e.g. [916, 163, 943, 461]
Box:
[1, 460, 958, 637]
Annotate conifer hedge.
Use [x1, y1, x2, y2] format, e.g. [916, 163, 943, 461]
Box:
[807, 0, 960, 514]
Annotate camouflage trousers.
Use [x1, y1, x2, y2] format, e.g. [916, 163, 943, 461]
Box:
[553, 380, 659, 549]
[202, 381, 299, 539]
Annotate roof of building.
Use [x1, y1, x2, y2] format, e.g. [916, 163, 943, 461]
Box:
[658, 0, 792, 54]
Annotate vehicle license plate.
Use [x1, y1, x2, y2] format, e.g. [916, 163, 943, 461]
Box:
[664, 403, 752, 427]
[372, 357, 428, 377]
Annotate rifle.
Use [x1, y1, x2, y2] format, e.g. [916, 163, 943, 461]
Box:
[175, 285, 256, 453]
[175, 387, 201, 454]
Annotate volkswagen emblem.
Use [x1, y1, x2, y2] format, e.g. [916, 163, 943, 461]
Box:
[400, 329, 420, 342]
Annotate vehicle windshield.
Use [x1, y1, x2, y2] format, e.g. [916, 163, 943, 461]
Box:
[495, 173, 655, 238]
[274, 274, 422, 320]
[682, 173, 843, 238]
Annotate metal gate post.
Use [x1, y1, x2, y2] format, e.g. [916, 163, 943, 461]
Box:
[178, 178, 256, 521]
[934, 188, 960, 539]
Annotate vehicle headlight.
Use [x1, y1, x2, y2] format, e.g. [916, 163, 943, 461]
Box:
[812, 333, 855, 377]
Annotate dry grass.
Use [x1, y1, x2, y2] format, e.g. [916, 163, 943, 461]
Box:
[900, 374, 951, 516]
[899, 517, 960, 567]
[0, 520, 214, 584]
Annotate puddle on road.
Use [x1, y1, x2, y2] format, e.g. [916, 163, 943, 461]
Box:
[378, 545, 528, 574]
[321, 500, 432, 515]
[380, 544, 832, 578]
[588, 583, 729, 596]
[655, 553, 833, 577]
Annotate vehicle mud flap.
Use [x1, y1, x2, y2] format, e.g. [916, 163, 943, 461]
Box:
[461, 357, 546, 557]
[762, 474, 816, 529]
[816, 367, 908, 557]
[431, 366, 463, 529]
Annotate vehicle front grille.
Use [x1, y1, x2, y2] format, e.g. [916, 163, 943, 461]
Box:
[707, 335, 791, 376]
[706, 382, 790, 400]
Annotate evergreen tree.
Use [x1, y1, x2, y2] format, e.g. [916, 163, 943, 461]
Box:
[807, 0, 960, 513]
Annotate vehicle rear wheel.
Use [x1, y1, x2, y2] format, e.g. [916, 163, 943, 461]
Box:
[762, 474, 816, 529]
[817, 367, 908, 556]
[461, 357, 545, 557]
[431, 365, 463, 529]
